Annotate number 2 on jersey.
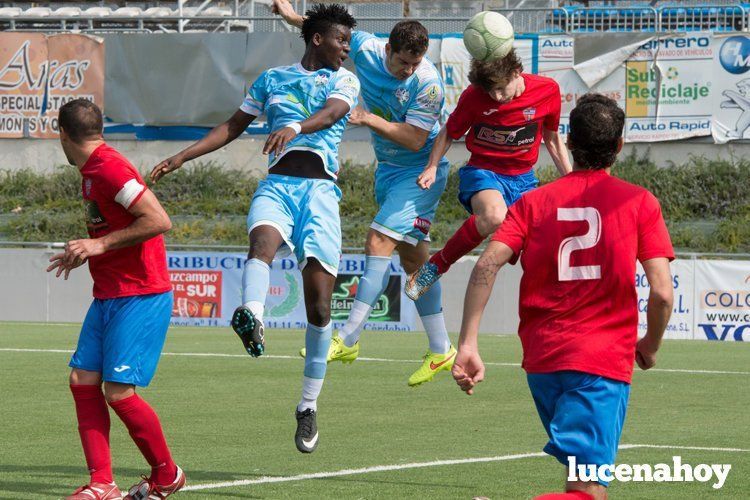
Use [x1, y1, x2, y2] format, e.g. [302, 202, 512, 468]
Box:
[557, 207, 601, 281]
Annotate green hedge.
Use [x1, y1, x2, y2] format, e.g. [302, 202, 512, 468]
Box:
[2, 153, 749, 252]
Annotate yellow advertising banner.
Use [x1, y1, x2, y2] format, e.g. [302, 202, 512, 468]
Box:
[0, 33, 104, 139]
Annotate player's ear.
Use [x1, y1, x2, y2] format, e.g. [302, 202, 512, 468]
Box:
[385, 43, 391, 57]
[566, 136, 573, 151]
[616, 137, 624, 154]
[312, 32, 323, 46]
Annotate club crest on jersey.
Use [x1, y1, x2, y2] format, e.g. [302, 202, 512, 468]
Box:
[84, 178, 92, 196]
[395, 88, 410, 104]
[523, 107, 537, 121]
[315, 74, 329, 86]
[413, 217, 431, 235]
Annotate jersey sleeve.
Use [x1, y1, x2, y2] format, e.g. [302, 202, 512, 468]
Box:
[349, 30, 372, 56]
[240, 70, 269, 116]
[328, 71, 360, 110]
[101, 162, 146, 210]
[445, 86, 476, 140]
[491, 195, 530, 258]
[543, 80, 562, 132]
[405, 79, 444, 131]
[637, 191, 675, 262]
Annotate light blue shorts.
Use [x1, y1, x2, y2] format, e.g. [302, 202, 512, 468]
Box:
[371, 159, 449, 246]
[527, 371, 631, 486]
[458, 167, 538, 214]
[69, 292, 173, 387]
[247, 174, 342, 276]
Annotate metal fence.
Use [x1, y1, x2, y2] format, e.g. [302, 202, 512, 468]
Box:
[3, 3, 750, 34]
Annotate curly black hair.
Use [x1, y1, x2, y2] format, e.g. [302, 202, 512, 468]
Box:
[301, 3, 356, 45]
[568, 93, 625, 170]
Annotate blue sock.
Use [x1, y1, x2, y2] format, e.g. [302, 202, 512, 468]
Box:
[339, 256, 391, 346]
[242, 258, 270, 321]
[304, 322, 332, 380]
[415, 281, 451, 354]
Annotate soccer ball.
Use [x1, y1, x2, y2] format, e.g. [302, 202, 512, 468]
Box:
[463, 11, 515, 62]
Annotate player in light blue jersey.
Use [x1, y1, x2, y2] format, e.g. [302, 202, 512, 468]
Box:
[150, 3, 360, 454]
[274, 0, 455, 387]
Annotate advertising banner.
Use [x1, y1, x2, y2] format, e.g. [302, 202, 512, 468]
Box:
[694, 260, 750, 341]
[0, 33, 105, 138]
[166, 251, 417, 331]
[711, 34, 750, 142]
[636, 259, 694, 340]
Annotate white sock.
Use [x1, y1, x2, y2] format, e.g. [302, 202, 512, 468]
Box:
[421, 312, 451, 354]
[243, 300, 265, 322]
[297, 376, 324, 412]
[339, 300, 372, 347]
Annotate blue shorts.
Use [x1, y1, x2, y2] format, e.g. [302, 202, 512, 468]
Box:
[247, 174, 342, 276]
[372, 159, 449, 246]
[527, 371, 630, 486]
[69, 292, 173, 387]
[458, 167, 538, 214]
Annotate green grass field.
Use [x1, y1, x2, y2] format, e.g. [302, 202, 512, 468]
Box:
[1, 323, 748, 499]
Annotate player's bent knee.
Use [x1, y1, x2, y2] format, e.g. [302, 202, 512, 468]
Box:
[69, 368, 102, 386]
[478, 209, 506, 231]
[306, 300, 331, 326]
[103, 381, 136, 403]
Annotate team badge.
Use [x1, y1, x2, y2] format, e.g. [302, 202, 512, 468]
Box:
[523, 107, 536, 121]
[315, 74, 329, 86]
[395, 88, 410, 104]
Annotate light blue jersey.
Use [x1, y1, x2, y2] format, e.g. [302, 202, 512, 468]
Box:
[241, 63, 360, 179]
[350, 31, 444, 168]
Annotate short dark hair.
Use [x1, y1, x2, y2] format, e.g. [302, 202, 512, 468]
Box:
[468, 48, 523, 91]
[58, 99, 103, 143]
[568, 93, 625, 170]
[301, 3, 356, 45]
[389, 20, 429, 56]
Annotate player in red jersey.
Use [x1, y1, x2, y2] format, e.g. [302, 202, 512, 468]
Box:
[452, 94, 675, 499]
[406, 51, 572, 299]
[47, 100, 185, 500]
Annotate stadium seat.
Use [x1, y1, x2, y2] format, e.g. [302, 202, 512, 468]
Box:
[84, 7, 112, 18]
[113, 7, 143, 18]
[203, 7, 233, 17]
[23, 7, 52, 17]
[52, 7, 82, 18]
[0, 7, 22, 17]
[143, 7, 174, 18]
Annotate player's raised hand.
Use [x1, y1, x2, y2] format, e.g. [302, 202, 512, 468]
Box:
[62, 239, 105, 273]
[151, 154, 185, 183]
[263, 126, 298, 156]
[452, 348, 485, 395]
[347, 106, 370, 127]
[416, 165, 437, 190]
[47, 251, 86, 280]
[635, 336, 660, 370]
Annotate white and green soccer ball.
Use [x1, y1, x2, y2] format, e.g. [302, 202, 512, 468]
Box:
[463, 11, 515, 62]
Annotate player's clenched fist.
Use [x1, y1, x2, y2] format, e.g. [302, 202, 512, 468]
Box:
[150, 154, 185, 182]
[452, 348, 485, 395]
[416, 165, 437, 190]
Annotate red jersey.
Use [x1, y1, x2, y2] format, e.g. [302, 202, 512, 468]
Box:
[445, 74, 561, 176]
[492, 169, 674, 383]
[81, 144, 171, 299]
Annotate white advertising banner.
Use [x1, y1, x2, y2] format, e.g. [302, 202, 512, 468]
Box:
[636, 259, 694, 340]
[166, 252, 418, 331]
[711, 34, 750, 143]
[694, 260, 750, 341]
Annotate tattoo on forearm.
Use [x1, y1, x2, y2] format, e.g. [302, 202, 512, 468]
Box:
[470, 252, 502, 287]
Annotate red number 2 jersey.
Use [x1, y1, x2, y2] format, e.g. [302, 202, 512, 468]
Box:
[493, 170, 675, 383]
[81, 144, 171, 299]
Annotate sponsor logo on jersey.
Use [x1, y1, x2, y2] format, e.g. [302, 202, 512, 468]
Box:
[473, 122, 538, 150]
[523, 107, 537, 121]
[85, 199, 109, 233]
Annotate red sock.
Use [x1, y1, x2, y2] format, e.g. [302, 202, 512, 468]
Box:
[70, 385, 112, 484]
[429, 215, 485, 274]
[109, 393, 177, 485]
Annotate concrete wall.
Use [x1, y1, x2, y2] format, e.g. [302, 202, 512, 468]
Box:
[0, 248, 522, 334]
[4, 135, 750, 174]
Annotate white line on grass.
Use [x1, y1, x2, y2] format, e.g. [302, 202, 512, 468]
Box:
[0, 348, 748, 375]
[181, 444, 749, 492]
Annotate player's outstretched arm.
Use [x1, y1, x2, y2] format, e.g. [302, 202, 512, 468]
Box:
[263, 98, 351, 156]
[349, 106, 431, 152]
[453, 241, 514, 395]
[542, 128, 572, 175]
[417, 126, 452, 190]
[636, 257, 673, 370]
[150, 109, 255, 182]
[271, 0, 304, 28]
